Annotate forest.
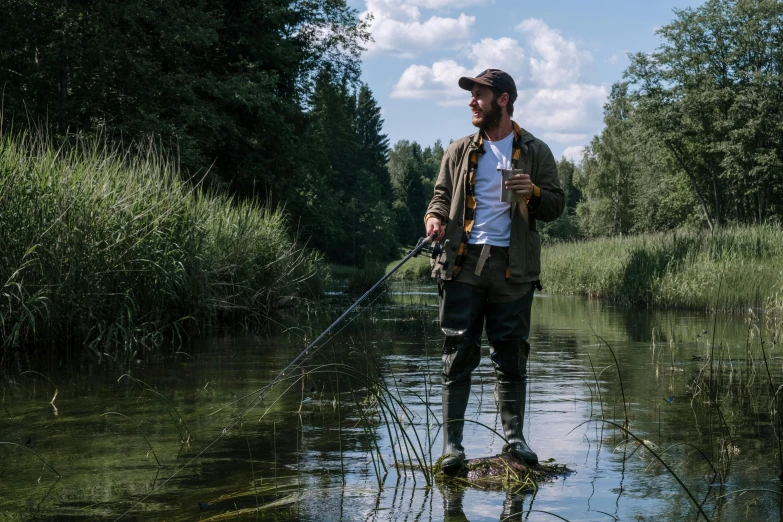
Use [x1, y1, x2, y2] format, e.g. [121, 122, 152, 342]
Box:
[3, 1, 781, 264]
[0, 0, 443, 267]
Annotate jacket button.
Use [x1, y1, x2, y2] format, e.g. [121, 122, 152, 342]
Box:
[458, 220, 463, 226]
[450, 243, 457, 251]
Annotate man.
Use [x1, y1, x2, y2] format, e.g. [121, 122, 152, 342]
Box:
[425, 69, 564, 474]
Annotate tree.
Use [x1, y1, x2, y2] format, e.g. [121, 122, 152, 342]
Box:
[388, 140, 429, 245]
[538, 157, 582, 243]
[289, 70, 397, 265]
[625, 0, 783, 228]
[420, 140, 444, 200]
[576, 83, 638, 237]
[354, 84, 397, 260]
[0, 0, 370, 198]
[356, 84, 392, 198]
[292, 67, 357, 263]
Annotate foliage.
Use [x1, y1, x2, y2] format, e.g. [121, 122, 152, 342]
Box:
[386, 255, 433, 281]
[576, 84, 638, 236]
[571, 0, 783, 239]
[289, 71, 397, 264]
[388, 140, 442, 245]
[0, 132, 322, 356]
[0, 0, 368, 189]
[539, 156, 582, 243]
[624, 0, 783, 230]
[0, 0, 400, 266]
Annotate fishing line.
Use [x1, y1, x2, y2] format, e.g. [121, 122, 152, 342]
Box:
[207, 275, 392, 419]
[114, 234, 438, 520]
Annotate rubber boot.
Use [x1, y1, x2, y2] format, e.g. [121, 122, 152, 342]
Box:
[498, 379, 538, 465]
[440, 378, 471, 475]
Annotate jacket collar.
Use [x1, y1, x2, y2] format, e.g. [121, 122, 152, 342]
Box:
[469, 120, 534, 150]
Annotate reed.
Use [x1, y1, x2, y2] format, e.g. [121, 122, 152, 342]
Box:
[593, 333, 630, 434]
[542, 226, 783, 312]
[757, 328, 783, 479]
[574, 420, 713, 521]
[0, 130, 322, 358]
[0, 441, 62, 479]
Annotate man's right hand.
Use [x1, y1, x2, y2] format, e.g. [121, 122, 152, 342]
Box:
[426, 215, 446, 242]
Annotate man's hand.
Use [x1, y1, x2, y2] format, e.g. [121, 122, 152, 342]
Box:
[505, 173, 533, 200]
[426, 215, 446, 242]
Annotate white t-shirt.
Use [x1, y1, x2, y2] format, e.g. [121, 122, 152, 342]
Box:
[468, 131, 513, 246]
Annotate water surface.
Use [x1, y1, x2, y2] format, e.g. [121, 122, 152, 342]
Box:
[2, 283, 782, 521]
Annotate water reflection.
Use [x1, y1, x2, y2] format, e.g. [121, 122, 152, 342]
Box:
[1, 284, 782, 520]
[441, 483, 527, 522]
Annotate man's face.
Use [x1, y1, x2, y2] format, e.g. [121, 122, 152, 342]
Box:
[469, 85, 502, 131]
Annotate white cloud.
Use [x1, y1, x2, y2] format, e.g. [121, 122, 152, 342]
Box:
[515, 18, 592, 87]
[390, 18, 607, 147]
[541, 132, 589, 143]
[468, 37, 527, 80]
[521, 84, 607, 132]
[391, 37, 525, 101]
[405, 0, 486, 8]
[391, 60, 468, 99]
[562, 145, 586, 162]
[362, 0, 476, 57]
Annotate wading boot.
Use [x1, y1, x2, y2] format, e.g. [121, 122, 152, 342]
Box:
[498, 380, 539, 466]
[440, 379, 471, 475]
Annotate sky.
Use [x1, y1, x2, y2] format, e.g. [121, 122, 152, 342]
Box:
[347, 0, 703, 162]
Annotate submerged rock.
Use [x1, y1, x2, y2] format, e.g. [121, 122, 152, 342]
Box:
[435, 454, 573, 492]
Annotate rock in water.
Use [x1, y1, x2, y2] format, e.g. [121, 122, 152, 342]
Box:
[436, 454, 573, 492]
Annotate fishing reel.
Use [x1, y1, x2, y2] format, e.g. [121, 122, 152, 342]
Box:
[415, 236, 446, 257]
[415, 236, 450, 273]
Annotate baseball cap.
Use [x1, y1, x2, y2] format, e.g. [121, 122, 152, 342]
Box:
[458, 69, 518, 102]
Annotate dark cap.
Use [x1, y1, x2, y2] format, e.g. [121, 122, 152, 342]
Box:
[458, 69, 517, 102]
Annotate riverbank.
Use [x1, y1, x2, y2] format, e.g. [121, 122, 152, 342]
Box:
[0, 133, 322, 356]
[542, 226, 783, 312]
[380, 226, 783, 313]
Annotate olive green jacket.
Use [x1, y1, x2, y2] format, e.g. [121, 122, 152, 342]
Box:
[426, 125, 564, 283]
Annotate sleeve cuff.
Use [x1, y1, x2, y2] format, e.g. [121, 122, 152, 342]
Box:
[424, 212, 444, 225]
[527, 184, 541, 211]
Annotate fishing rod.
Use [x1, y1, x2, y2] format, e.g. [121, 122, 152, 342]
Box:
[115, 233, 448, 520]
[221, 232, 447, 433]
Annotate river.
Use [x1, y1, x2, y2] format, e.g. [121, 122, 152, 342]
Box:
[2, 282, 782, 521]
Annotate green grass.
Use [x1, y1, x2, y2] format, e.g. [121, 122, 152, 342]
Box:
[0, 131, 323, 355]
[384, 248, 432, 281]
[328, 262, 390, 296]
[541, 226, 783, 311]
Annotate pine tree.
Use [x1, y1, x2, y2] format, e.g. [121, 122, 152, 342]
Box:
[389, 140, 428, 245]
[356, 85, 392, 197]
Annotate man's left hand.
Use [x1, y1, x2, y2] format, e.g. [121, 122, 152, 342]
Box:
[505, 173, 533, 199]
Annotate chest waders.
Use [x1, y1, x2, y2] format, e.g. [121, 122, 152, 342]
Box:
[438, 244, 539, 474]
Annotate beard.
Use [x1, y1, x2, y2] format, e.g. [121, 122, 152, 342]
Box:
[471, 95, 503, 132]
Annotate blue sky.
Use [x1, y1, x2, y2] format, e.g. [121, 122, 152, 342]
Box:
[347, 0, 702, 161]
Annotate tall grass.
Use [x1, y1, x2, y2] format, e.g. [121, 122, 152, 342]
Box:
[542, 226, 783, 311]
[0, 131, 323, 356]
